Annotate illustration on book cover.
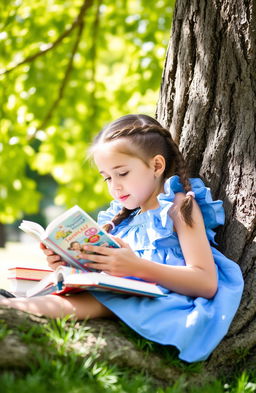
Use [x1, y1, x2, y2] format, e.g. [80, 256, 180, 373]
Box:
[50, 211, 116, 261]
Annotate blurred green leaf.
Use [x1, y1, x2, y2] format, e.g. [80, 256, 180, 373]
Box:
[0, 0, 174, 223]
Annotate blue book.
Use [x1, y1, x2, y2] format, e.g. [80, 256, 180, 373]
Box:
[19, 205, 120, 272]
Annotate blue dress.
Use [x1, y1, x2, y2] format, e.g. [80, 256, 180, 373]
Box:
[91, 176, 244, 363]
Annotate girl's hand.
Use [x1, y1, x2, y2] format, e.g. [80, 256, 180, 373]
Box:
[79, 236, 143, 277]
[40, 243, 66, 271]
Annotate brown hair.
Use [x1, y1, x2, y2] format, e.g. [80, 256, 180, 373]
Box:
[91, 114, 194, 231]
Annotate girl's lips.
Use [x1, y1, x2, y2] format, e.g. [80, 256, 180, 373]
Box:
[119, 195, 129, 202]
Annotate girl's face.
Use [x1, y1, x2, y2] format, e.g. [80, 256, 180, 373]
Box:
[94, 141, 164, 212]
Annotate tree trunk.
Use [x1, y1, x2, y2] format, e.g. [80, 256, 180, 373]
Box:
[157, 0, 256, 373]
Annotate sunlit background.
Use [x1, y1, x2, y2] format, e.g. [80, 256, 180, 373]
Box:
[0, 0, 174, 283]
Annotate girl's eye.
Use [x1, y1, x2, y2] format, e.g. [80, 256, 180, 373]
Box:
[103, 171, 128, 182]
[119, 171, 129, 177]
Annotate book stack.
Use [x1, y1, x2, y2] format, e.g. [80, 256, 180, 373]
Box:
[8, 265, 53, 297]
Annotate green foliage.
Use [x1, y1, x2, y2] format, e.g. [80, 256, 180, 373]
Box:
[44, 315, 91, 350]
[0, 0, 175, 223]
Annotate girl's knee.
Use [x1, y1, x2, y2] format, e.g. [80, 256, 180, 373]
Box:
[60, 292, 114, 319]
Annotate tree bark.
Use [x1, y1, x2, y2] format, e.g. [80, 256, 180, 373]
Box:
[157, 0, 256, 372]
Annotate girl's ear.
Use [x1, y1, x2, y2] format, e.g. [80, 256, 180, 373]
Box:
[151, 155, 166, 177]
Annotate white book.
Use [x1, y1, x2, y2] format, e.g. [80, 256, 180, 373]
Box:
[26, 266, 166, 298]
[9, 278, 40, 297]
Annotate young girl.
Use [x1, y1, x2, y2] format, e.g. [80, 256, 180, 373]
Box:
[0, 114, 244, 363]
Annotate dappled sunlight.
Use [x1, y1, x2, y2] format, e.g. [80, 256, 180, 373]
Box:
[0, 294, 74, 318]
[0, 0, 173, 224]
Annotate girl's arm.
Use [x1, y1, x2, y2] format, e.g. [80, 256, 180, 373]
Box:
[135, 193, 218, 299]
[82, 193, 218, 299]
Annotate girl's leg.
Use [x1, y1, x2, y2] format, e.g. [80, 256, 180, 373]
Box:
[0, 292, 114, 319]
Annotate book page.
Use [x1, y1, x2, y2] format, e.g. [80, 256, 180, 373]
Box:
[62, 271, 165, 296]
[18, 221, 46, 240]
[27, 266, 166, 298]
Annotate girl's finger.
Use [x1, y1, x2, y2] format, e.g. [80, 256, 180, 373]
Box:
[86, 263, 108, 271]
[44, 249, 56, 256]
[79, 252, 109, 263]
[40, 243, 55, 254]
[81, 244, 111, 255]
[48, 260, 66, 270]
[47, 254, 61, 263]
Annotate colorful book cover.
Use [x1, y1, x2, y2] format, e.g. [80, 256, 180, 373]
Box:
[19, 205, 120, 271]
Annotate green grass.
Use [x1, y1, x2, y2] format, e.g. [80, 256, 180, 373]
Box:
[0, 319, 12, 340]
[1, 368, 256, 393]
[0, 316, 256, 393]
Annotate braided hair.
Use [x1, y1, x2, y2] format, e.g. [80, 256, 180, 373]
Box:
[90, 114, 194, 231]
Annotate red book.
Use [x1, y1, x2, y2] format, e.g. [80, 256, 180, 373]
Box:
[8, 266, 53, 297]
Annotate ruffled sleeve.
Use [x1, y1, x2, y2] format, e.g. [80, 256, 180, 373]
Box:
[143, 175, 225, 248]
[159, 176, 225, 244]
[165, 176, 224, 226]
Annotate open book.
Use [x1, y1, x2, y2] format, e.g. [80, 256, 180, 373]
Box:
[19, 205, 120, 271]
[26, 266, 166, 298]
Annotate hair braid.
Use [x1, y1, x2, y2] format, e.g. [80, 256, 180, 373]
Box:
[103, 207, 137, 233]
[162, 130, 194, 227]
[108, 124, 154, 139]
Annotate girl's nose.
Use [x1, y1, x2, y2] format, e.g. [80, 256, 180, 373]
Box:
[111, 178, 122, 191]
